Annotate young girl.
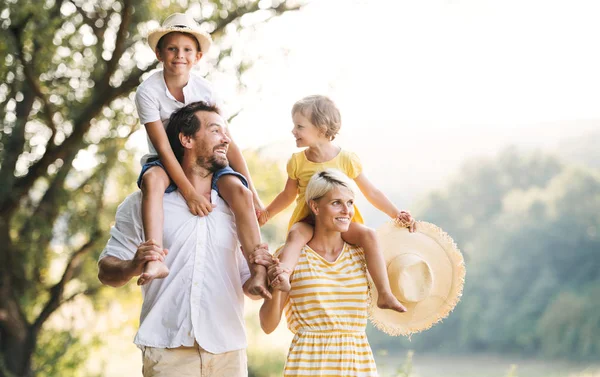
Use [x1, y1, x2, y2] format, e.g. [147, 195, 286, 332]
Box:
[135, 13, 269, 298]
[259, 95, 415, 311]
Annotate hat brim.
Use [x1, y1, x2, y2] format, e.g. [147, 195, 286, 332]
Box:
[147, 27, 212, 54]
[368, 221, 465, 337]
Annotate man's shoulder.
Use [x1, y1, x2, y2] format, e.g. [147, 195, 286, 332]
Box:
[115, 191, 143, 217]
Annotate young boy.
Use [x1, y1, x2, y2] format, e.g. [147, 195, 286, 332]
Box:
[135, 13, 269, 298]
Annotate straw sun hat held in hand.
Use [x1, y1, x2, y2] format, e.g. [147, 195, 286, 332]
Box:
[368, 221, 466, 337]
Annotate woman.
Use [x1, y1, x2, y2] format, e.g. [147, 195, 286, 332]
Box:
[259, 168, 394, 376]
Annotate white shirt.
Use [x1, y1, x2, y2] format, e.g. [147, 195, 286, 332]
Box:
[134, 70, 220, 164]
[99, 190, 251, 353]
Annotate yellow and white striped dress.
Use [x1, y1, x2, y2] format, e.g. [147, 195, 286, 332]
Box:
[283, 243, 378, 377]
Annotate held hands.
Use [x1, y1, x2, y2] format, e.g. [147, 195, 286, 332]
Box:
[256, 208, 270, 227]
[394, 210, 417, 233]
[248, 247, 292, 292]
[184, 191, 215, 217]
[267, 258, 292, 292]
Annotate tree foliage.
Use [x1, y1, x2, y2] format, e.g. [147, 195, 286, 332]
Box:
[0, 1, 299, 376]
[368, 148, 600, 360]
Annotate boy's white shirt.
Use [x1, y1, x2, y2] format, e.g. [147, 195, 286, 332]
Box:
[98, 190, 251, 353]
[135, 70, 223, 164]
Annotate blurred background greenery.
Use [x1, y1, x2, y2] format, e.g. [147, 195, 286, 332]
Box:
[0, 0, 598, 376]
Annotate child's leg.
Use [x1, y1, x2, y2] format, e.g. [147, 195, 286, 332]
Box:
[271, 222, 314, 292]
[342, 223, 407, 313]
[138, 166, 170, 286]
[217, 175, 271, 299]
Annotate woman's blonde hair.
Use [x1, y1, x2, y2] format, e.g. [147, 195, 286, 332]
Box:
[305, 169, 356, 207]
[291, 95, 341, 141]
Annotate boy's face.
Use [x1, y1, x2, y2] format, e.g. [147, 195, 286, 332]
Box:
[291, 111, 325, 148]
[156, 32, 202, 77]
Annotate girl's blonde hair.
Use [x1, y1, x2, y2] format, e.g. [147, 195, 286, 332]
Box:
[305, 169, 356, 207]
[292, 95, 341, 141]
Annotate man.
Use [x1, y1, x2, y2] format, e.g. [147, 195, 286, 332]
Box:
[98, 101, 269, 377]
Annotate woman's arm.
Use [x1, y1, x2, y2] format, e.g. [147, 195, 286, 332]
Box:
[145, 121, 213, 215]
[262, 178, 299, 224]
[259, 260, 291, 333]
[354, 173, 401, 219]
[259, 289, 288, 334]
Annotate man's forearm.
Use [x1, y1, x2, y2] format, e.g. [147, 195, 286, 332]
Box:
[98, 256, 136, 287]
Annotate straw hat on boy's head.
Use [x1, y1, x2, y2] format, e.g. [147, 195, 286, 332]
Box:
[147, 13, 212, 54]
[368, 221, 465, 336]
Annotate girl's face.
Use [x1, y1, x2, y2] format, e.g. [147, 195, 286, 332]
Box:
[310, 186, 355, 233]
[156, 32, 202, 77]
[291, 111, 327, 148]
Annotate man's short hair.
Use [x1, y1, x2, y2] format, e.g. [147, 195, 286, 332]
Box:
[167, 101, 221, 162]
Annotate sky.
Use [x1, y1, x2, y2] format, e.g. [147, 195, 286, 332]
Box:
[127, 0, 600, 211]
[208, 0, 600, 197]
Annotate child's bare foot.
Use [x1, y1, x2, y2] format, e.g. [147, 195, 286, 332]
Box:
[377, 291, 407, 313]
[248, 273, 272, 299]
[137, 260, 169, 286]
[270, 271, 291, 292]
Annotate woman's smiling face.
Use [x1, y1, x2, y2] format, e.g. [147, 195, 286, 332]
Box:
[310, 186, 355, 233]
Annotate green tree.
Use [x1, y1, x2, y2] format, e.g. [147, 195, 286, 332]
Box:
[0, 1, 299, 376]
[368, 149, 600, 360]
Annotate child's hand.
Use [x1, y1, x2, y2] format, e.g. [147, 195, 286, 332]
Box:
[257, 209, 270, 227]
[394, 210, 417, 233]
[184, 191, 215, 217]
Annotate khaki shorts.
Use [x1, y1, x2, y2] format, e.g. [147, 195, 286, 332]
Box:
[142, 343, 247, 377]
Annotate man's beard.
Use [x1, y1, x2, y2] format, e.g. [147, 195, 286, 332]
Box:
[195, 147, 228, 172]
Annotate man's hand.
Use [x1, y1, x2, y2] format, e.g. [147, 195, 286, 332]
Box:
[184, 191, 215, 217]
[248, 243, 273, 268]
[131, 239, 169, 277]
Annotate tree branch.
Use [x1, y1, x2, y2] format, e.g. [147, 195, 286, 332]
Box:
[99, 0, 134, 91]
[31, 233, 101, 333]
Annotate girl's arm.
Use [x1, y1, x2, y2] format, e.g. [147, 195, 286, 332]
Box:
[145, 121, 213, 215]
[354, 173, 402, 219]
[262, 178, 298, 224]
[225, 132, 264, 211]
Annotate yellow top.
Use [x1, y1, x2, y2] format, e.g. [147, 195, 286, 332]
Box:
[286, 149, 364, 229]
[281, 243, 377, 376]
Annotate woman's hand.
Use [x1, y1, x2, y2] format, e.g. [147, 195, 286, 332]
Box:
[268, 258, 292, 292]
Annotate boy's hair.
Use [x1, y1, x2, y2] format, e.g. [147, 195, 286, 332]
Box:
[305, 168, 356, 206]
[292, 95, 341, 141]
[166, 101, 221, 163]
[156, 31, 201, 52]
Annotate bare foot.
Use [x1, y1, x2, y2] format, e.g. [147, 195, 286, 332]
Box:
[248, 273, 272, 299]
[270, 271, 291, 292]
[377, 292, 407, 313]
[137, 260, 169, 286]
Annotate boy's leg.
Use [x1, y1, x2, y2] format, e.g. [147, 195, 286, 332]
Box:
[138, 166, 170, 286]
[270, 222, 314, 292]
[342, 222, 407, 313]
[217, 175, 271, 299]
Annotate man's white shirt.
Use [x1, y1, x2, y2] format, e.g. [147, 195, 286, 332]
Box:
[99, 190, 251, 353]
